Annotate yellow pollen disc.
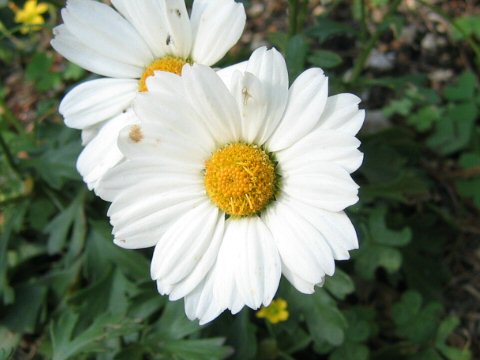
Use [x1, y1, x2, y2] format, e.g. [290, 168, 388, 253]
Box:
[138, 56, 188, 92]
[204, 143, 276, 217]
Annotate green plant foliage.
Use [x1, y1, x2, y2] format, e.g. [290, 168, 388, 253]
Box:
[0, 0, 477, 359]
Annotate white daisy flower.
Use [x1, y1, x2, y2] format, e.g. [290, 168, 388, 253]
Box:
[96, 47, 365, 324]
[51, 0, 246, 190]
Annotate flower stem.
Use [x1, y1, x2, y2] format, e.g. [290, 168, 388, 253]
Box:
[349, 0, 403, 84]
[288, 0, 308, 37]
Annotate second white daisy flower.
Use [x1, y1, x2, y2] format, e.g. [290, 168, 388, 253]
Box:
[51, 0, 246, 190]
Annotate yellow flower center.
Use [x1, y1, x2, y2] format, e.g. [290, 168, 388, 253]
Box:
[204, 143, 277, 217]
[138, 56, 188, 92]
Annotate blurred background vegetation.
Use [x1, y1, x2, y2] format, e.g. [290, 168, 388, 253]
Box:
[0, 0, 479, 359]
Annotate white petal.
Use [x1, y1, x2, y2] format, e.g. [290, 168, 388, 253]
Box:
[282, 196, 358, 260]
[230, 47, 289, 144]
[169, 215, 225, 301]
[316, 94, 365, 136]
[97, 158, 202, 202]
[268, 68, 328, 151]
[182, 65, 241, 144]
[116, 122, 209, 171]
[282, 162, 359, 212]
[76, 111, 138, 190]
[80, 122, 104, 145]
[112, 0, 192, 59]
[60, 0, 153, 67]
[281, 264, 315, 294]
[212, 220, 243, 310]
[235, 217, 281, 308]
[110, 188, 205, 249]
[51, 25, 143, 78]
[191, 0, 246, 65]
[184, 269, 225, 324]
[263, 201, 335, 283]
[216, 60, 248, 92]
[135, 72, 215, 152]
[60, 78, 138, 129]
[151, 201, 219, 283]
[277, 130, 363, 174]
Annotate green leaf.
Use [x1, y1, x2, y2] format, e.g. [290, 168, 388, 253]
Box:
[267, 32, 289, 52]
[227, 310, 257, 360]
[308, 17, 355, 43]
[369, 208, 411, 247]
[308, 50, 343, 69]
[455, 152, 480, 207]
[0, 327, 20, 360]
[0, 284, 47, 333]
[26, 138, 81, 189]
[49, 312, 139, 360]
[43, 191, 86, 255]
[354, 208, 411, 279]
[392, 291, 443, 344]
[161, 338, 233, 360]
[344, 307, 377, 343]
[324, 269, 355, 300]
[285, 34, 308, 81]
[154, 301, 200, 340]
[287, 288, 347, 347]
[25, 53, 62, 91]
[62, 62, 85, 81]
[329, 343, 369, 360]
[452, 15, 480, 40]
[444, 72, 477, 101]
[407, 106, 442, 132]
[427, 102, 477, 155]
[85, 221, 149, 281]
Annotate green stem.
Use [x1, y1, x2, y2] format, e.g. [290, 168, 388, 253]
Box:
[0, 132, 20, 176]
[288, 0, 299, 37]
[0, 99, 28, 137]
[349, 0, 403, 84]
[359, 0, 368, 43]
[417, 0, 480, 67]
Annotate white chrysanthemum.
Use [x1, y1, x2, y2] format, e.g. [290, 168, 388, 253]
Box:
[51, 0, 246, 190]
[96, 47, 365, 324]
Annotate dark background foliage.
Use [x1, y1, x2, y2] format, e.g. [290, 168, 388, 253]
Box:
[0, 0, 479, 359]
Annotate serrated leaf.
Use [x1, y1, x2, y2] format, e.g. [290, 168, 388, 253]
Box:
[154, 301, 200, 340]
[407, 106, 442, 132]
[354, 208, 411, 279]
[50, 312, 140, 360]
[427, 102, 477, 155]
[287, 288, 347, 347]
[392, 291, 443, 344]
[25, 53, 62, 91]
[0, 284, 47, 333]
[369, 208, 411, 247]
[44, 191, 85, 255]
[85, 221, 149, 281]
[444, 72, 477, 101]
[325, 269, 355, 300]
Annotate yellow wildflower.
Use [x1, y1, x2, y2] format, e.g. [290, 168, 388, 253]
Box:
[256, 298, 289, 324]
[9, 0, 49, 34]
